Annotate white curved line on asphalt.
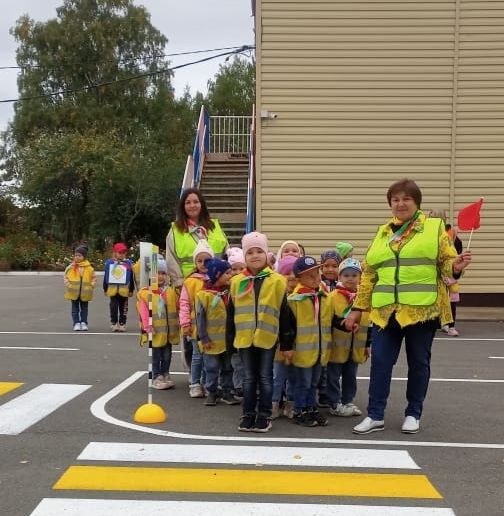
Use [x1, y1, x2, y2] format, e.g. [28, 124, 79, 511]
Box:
[89, 370, 504, 449]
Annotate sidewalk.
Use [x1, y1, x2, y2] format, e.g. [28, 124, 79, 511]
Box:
[457, 306, 504, 322]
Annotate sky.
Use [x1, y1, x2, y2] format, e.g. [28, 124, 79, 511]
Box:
[0, 0, 255, 133]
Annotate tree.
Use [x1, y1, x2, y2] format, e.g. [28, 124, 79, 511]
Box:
[205, 56, 255, 116]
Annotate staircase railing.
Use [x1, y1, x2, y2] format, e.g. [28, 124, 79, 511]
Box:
[209, 115, 253, 154]
[181, 106, 209, 193]
[246, 105, 256, 233]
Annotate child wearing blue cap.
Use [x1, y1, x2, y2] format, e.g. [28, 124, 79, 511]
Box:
[195, 258, 239, 406]
[327, 258, 371, 417]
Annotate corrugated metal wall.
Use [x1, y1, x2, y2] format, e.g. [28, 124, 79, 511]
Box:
[255, 0, 504, 293]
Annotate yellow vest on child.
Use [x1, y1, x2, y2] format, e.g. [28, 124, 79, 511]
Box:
[196, 289, 228, 355]
[64, 261, 95, 301]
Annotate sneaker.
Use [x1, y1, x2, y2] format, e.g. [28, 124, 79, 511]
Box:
[293, 411, 317, 427]
[441, 325, 449, 333]
[189, 383, 205, 398]
[152, 375, 168, 390]
[118, 324, 127, 332]
[330, 403, 362, 417]
[310, 409, 328, 427]
[271, 401, 281, 419]
[204, 392, 218, 406]
[447, 327, 459, 337]
[80, 322, 88, 331]
[353, 416, 385, 435]
[253, 416, 273, 433]
[221, 392, 240, 405]
[233, 388, 244, 402]
[283, 400, 294, 419]
[111, 323, 119, 332]
[317, 393, 330, 408]
[238, 414, 256, 432]
[163, 374, 175, 389]
[73, 323, 81, 331]
[402, 416, 420, 434]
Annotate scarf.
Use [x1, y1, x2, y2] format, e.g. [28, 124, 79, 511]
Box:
[389, 210, 420, 244]
[335, 285, 357, 318]
[288, 287, 324, 323]
[236, 269, 271, 298]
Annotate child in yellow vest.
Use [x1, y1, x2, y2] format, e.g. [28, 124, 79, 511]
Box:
[103, 242, 135, 332]
[227, 232, 289, 433]
[280, 256, 337, 428]
[136, 257, 179, 390]
[64, 244, 96, 331]
[272, 255, 298, 419]
[327, 258, 371, 417]
[179, 240, 214, 398]
[196, 258, 240, 406]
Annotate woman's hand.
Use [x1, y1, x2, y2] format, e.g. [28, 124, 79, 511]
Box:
[343, 310, 362, 333]
[182, 325, 192, 337]
[282, 350, 294, 365]
[453, 250, 472, 274]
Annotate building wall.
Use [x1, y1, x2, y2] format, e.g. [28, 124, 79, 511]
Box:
[255, 0, 504, 293]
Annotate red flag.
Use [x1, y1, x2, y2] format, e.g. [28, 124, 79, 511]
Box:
[457, 198, 484, 231]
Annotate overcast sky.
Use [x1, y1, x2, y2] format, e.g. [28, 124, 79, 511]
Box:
[0, 0, 254, 133]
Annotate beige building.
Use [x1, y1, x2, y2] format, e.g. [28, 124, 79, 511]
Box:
[254, 0, 504, 300]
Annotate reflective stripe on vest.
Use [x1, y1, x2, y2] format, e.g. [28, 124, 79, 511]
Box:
[366, 217, 441, 308]
[230, 271, 286, 350]
[329, 322, 369, 365]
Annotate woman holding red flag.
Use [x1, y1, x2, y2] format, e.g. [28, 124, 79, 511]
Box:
[345, 178, 472, 435]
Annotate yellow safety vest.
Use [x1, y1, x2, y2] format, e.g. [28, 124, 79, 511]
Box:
[137, 286, 179, 348]
[171, 219, 228, 278]
[328, 290, 370, 365]
[182, 275, 205, 339]
[196, 289, 227, 355]
[366, 217, 441, 308]
[288, 285, 333, 368]
[64, 261, 95, 301]
[230, 269, 287, 350]
[105, 260, 133, 298]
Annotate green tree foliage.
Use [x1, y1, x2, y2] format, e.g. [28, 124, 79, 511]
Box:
[205, 56, 255, 116]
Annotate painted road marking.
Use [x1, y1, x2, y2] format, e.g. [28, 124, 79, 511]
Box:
[30, 499, 457, 516]
[0, 383, 91, 435]
[53, 465, 442, 499]
[488, 356, 504, 359]
[78, 442, 420, 469]
[90, 370, 504, 448]
[0, 382, 23, 396]
[0, 346, 80, 351]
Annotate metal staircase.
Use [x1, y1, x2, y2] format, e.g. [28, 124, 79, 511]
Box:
[181, 107, 255, 246]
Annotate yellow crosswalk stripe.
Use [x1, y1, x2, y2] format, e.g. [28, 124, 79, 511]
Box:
[0, 382, 23, 396]
[53, 466, 443, 499]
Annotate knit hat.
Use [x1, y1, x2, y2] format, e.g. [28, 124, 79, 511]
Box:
[205, 258, 231, 284]
[335, 242, 353, 259]
[157, 255, 167, 273]
[242, 231, 268, 256]
[277, 255, 297, 276]
[275, 240, 301, 265]
[338, 257, 362, 275]
[321, 250, 342, 264]
[113, 242, 128, 253]
[193, 239, 214, 263]
[227, 247, 245, 266]
[74, 244, 88, 258]
[293, 256, 320, 278]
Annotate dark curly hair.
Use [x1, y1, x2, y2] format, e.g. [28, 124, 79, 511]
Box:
[175, 188, 215, 232]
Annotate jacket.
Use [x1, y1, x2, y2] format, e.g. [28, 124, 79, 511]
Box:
[103, 258, 135, 298]
[64, 260, 96, 301]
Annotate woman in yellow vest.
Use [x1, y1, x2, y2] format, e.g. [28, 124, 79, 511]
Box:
[64, 244, 96, 332]
[165, 188, 228, 288]
[345, 179, 472, 435]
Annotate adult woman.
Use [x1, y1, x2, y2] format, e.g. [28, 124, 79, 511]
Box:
[345, 179, 471, 435]
[165, 188, 228, 287]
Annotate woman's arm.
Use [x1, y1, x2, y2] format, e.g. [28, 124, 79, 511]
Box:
[352, 260, 378, 311]
[166, 229, 184, 287]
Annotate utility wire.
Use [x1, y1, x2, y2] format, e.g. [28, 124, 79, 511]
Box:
[0, 45, 254, 104]
[0, 45, 254, 70]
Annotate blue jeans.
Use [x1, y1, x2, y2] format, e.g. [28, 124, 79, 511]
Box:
[272, 361, 296, 402]
[317, 366, 328, 397]
[293, 363, 322, 413]
[203, 352, 233, 394]
[71, 299, 88, 324]
[239, 346, 275, 418]
[367, 316, 437, 420]
[231, 352, 244, 390]
[327, 361, 358, 406]
[152, 344, 172, 378]
[190, 339, 204, 385]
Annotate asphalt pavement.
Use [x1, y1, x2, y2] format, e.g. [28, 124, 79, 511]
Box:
[0, 275, 503, 516]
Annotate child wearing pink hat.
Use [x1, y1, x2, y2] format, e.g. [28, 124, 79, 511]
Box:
[227, 247, 246, 276]
[227, 232, 289, 433]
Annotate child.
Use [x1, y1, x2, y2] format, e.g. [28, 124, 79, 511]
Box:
[272, 255, 298, 419]
[227, 231, 288, 433]
[327, 258, 371, 417]
[179, 240, 214, 398]
[274, 240, 302, 268]
[280, 256, 334, 427]
[196, 258, 239, 406]
[64, 244, 96, 331]
[136, 257, 179, 389]
[227, 247, 246, 399]
[103, 242, 135, 332]
[335, 242, 353, 260]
